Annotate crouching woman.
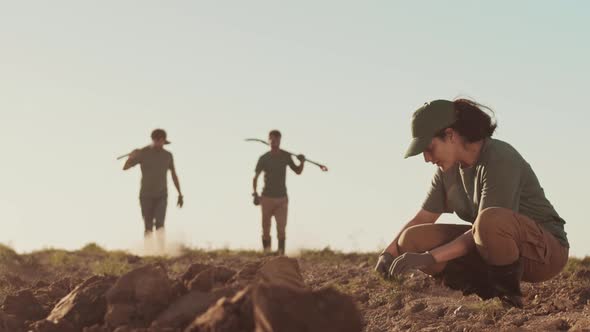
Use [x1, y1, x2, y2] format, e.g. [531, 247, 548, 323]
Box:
[376, 99, 569, 307]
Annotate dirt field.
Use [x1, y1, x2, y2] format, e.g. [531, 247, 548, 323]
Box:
[0, 244, 588, 331]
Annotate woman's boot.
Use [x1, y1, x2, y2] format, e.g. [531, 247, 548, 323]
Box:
[489, 259, 524, 308]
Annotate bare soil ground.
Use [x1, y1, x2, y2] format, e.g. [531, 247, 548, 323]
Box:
[0, 244, 588, 331]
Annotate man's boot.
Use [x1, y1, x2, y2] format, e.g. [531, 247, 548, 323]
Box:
[278, 239, 286, 256]
[489, 259, 524, 308]
[155, 227, 166, 255]
[143, 229, 155, 255]
[262, 238, 271, 253]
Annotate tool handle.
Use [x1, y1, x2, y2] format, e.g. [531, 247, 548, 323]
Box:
[116, 145, 150, 161]
[116, 153, 131, 160]
[245, 138, 328, 172]
[281, 149, 328, 172]
[305, 159, 329, 172]
[279, 150, 329, 172]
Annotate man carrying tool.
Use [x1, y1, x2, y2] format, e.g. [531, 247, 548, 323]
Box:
[252, 130, 305, 255]
[123, 129, 184, 251]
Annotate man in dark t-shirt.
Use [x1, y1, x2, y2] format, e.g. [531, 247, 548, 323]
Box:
[123, 129, 183, 251]
[253, 130, 305, 255]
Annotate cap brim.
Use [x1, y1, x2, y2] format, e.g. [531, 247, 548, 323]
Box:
[404, 136, 432, 159]
[164, 140, 171, 145]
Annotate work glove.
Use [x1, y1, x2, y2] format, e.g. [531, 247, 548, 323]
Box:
[374, 252, 396, 279]
[297, 154, 306, 162]
[389, 252, 436, 278]
[177, 195, 184, 208]
[252, 193, 261, 206]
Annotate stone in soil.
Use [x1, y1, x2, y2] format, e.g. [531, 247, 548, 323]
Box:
[409, 302, 427, 313]
[181, 263, 212, 286]
[187, 267, 236, 292]
[45, 275, 117, 330]
[251, 257, 362, 332]
[105, 264, 173, 328]
[542, 318, 571, 331]
[29, 318, 75, 332]
[1, 289, 46, 321]
[0, 310, 23, 332]
[253, 283, 362, 332]
[151, 288, 235, 329]
[185, 287, 254, 332]
[186, 257, 363, 332]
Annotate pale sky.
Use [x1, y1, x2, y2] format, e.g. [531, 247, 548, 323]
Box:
[1, 1, 588, 256]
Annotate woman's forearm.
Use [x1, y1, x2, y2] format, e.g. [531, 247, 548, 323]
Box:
[430, 230, 474, 263]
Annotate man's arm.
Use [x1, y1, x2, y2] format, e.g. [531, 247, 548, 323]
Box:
[169, 155, 183, 208]
[253, 155, 265, 194]
[253, 170, 262, 194]
[289, 155, 305, 175]
[171, 168, 182, 197]
[123, 150, 141, 170]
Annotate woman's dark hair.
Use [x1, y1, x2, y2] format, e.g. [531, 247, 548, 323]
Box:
[435, 99, 497, 142]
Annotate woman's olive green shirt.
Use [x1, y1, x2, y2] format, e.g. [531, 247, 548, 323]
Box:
[423, 138, 569, 247]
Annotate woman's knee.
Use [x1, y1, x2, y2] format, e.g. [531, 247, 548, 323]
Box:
[397, 225, 425, 253]
[399, 224, 472, 254]
[473, 207, 520, 265]
[473, 207, 513, 242]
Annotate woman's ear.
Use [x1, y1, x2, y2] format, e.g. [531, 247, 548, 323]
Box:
[444, 128, 455, 142]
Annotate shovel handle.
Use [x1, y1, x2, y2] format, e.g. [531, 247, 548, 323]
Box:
[116, 145, 151, 161]
[305, 159, 329, 172]
[116, 153, 131, 160]
[244, 138, 328, 172]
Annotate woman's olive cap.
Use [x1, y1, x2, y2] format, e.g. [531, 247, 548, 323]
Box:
[404, 100, 456, 158]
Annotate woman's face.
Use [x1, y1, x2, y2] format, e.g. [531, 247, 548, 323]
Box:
[422, 130, 460, 172]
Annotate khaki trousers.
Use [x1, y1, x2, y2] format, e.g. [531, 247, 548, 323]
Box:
[261, 196, 289, 241]
[398, 207, 569, 283]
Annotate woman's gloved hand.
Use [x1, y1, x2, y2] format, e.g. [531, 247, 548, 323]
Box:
[389, 252, 436, 277]
[374, 252, 396, 279]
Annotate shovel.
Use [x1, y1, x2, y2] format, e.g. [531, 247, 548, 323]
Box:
[245, 138, 328, 172]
